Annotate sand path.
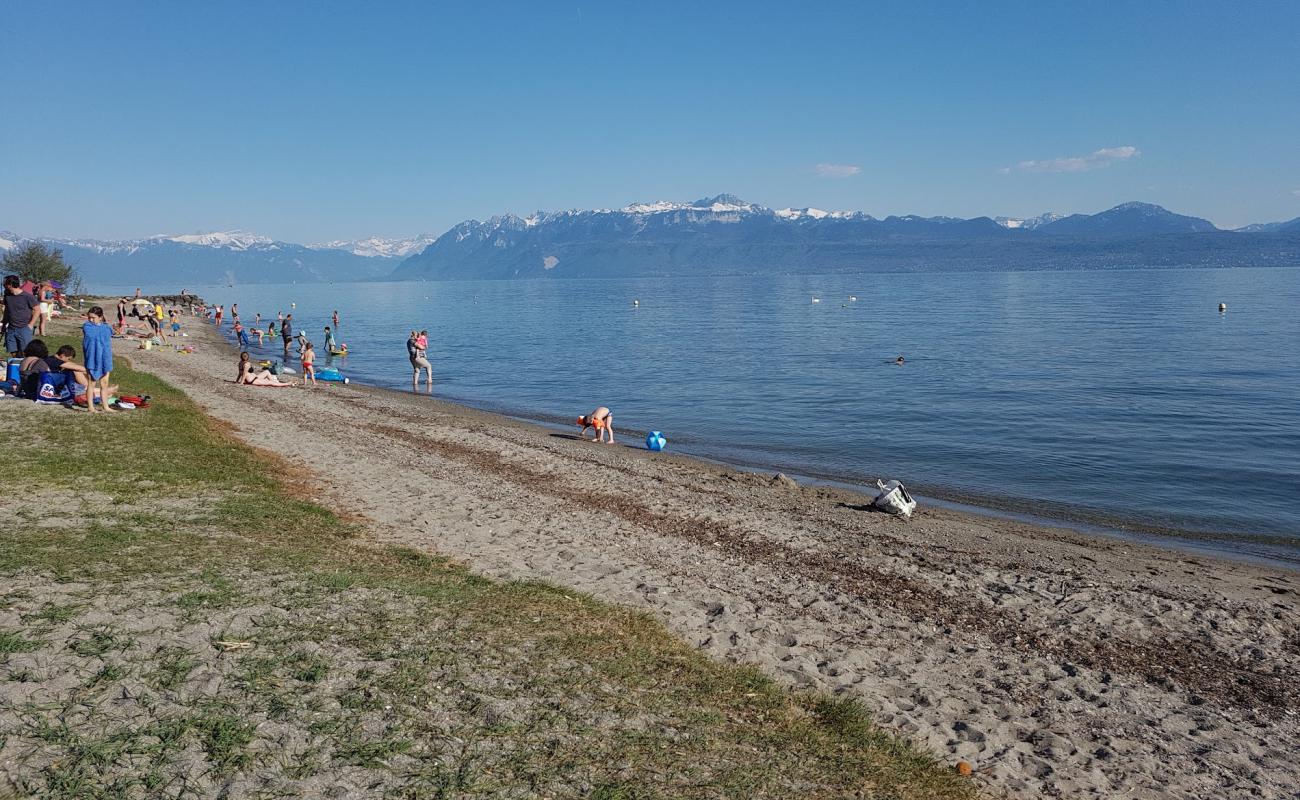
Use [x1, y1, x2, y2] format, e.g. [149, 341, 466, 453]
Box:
[125, 320, 1299, 799]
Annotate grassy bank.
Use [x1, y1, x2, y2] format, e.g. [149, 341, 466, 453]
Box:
[0, 335, 976, 799]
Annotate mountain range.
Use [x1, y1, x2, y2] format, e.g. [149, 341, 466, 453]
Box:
[392, 197, 1300, 280]
[0, 230, 411, 286]
[4, 199, 1299, 285]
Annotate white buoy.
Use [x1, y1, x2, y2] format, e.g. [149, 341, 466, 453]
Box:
[633, 299, 640, 306]
[849, 295, 858, 301]
[812, 296, 821, 303]
[1218, 302, 1227, 312]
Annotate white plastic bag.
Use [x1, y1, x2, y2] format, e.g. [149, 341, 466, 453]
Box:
[873, 479, 917, 518]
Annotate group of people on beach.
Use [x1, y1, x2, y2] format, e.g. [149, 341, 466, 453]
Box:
[2, 276, 71, 355]
[3, 275, 119, 412]
[218, 303, 349, 389]
[204, 296, 617, 443]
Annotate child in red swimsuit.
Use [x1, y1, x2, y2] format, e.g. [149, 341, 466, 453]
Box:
[301, 342, 316, 387]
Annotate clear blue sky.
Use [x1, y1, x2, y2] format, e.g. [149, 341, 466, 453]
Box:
[3, 1, 1298, 241]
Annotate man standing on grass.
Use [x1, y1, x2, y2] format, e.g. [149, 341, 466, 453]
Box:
[281, 313, 294, 358]
[3, 275, 40, 356]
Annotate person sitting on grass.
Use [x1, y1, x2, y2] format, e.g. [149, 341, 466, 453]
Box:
[236, 351, 294, 387]
[49, 345, 95, 396]
[50, 345, 115, 406]
[576, 406, 615, 444]
[18, 339, 110, 404]
[18, 338, 53, 398]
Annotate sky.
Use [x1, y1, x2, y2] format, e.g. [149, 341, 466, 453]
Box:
[2, 1, 1298, 241]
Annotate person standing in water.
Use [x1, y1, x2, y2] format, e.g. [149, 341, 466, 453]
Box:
[407, 330, 432, 393]
[332, 309, 339, 328]
[281, 314, 294, 357]
[323, 326, 337, 353]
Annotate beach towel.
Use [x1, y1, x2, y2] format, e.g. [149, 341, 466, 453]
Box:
[82, 320, 114, 379]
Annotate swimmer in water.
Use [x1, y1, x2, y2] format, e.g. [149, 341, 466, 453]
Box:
[577, 407, 615, 444]
[895, 355, 905, 365]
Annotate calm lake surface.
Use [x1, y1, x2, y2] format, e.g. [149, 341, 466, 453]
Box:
[118, 267, 1300, 562]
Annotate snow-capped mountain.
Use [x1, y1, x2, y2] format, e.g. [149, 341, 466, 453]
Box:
[995, 213, 1064, 230]
[308, 234, 438, 259]
[0, 229, 407, 286]
[392, 196, 1296, 280]
[9, 198, 1298, 285]
[617, 194, 760, 215]
[162, 231, 274, 249]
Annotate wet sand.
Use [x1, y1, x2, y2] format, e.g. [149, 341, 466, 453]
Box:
[122, 317, 1299, 799]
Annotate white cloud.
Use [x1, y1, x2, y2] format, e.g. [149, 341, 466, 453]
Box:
[814, 163, 861, 178]
[1007, 146, 1140, 174]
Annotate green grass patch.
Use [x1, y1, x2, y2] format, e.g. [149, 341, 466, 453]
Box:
[66, 625, 134, 658]
[0, 631, 41, 655]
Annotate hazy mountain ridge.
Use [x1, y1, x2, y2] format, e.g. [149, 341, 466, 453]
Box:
[392, 197, 1300, 280]
[1234, 217, 1300, 233]
[5, 199, 1300, 285]
[307, 234, 439, 258]
[0, 229, 400, 286]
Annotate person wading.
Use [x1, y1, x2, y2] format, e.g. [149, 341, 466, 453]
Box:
[281, 313, 294, 358]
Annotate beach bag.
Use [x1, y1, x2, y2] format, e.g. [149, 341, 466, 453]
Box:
[873, 479, 917, 518]
[35, 372, 76, 405]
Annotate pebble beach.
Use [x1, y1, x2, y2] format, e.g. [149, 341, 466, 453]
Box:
[120, 316, 1300, 799]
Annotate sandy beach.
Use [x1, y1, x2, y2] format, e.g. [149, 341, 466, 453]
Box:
[119, 317, 1299, 799]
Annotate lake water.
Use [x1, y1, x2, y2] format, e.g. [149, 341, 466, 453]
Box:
[109, 268, 1300, 562]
